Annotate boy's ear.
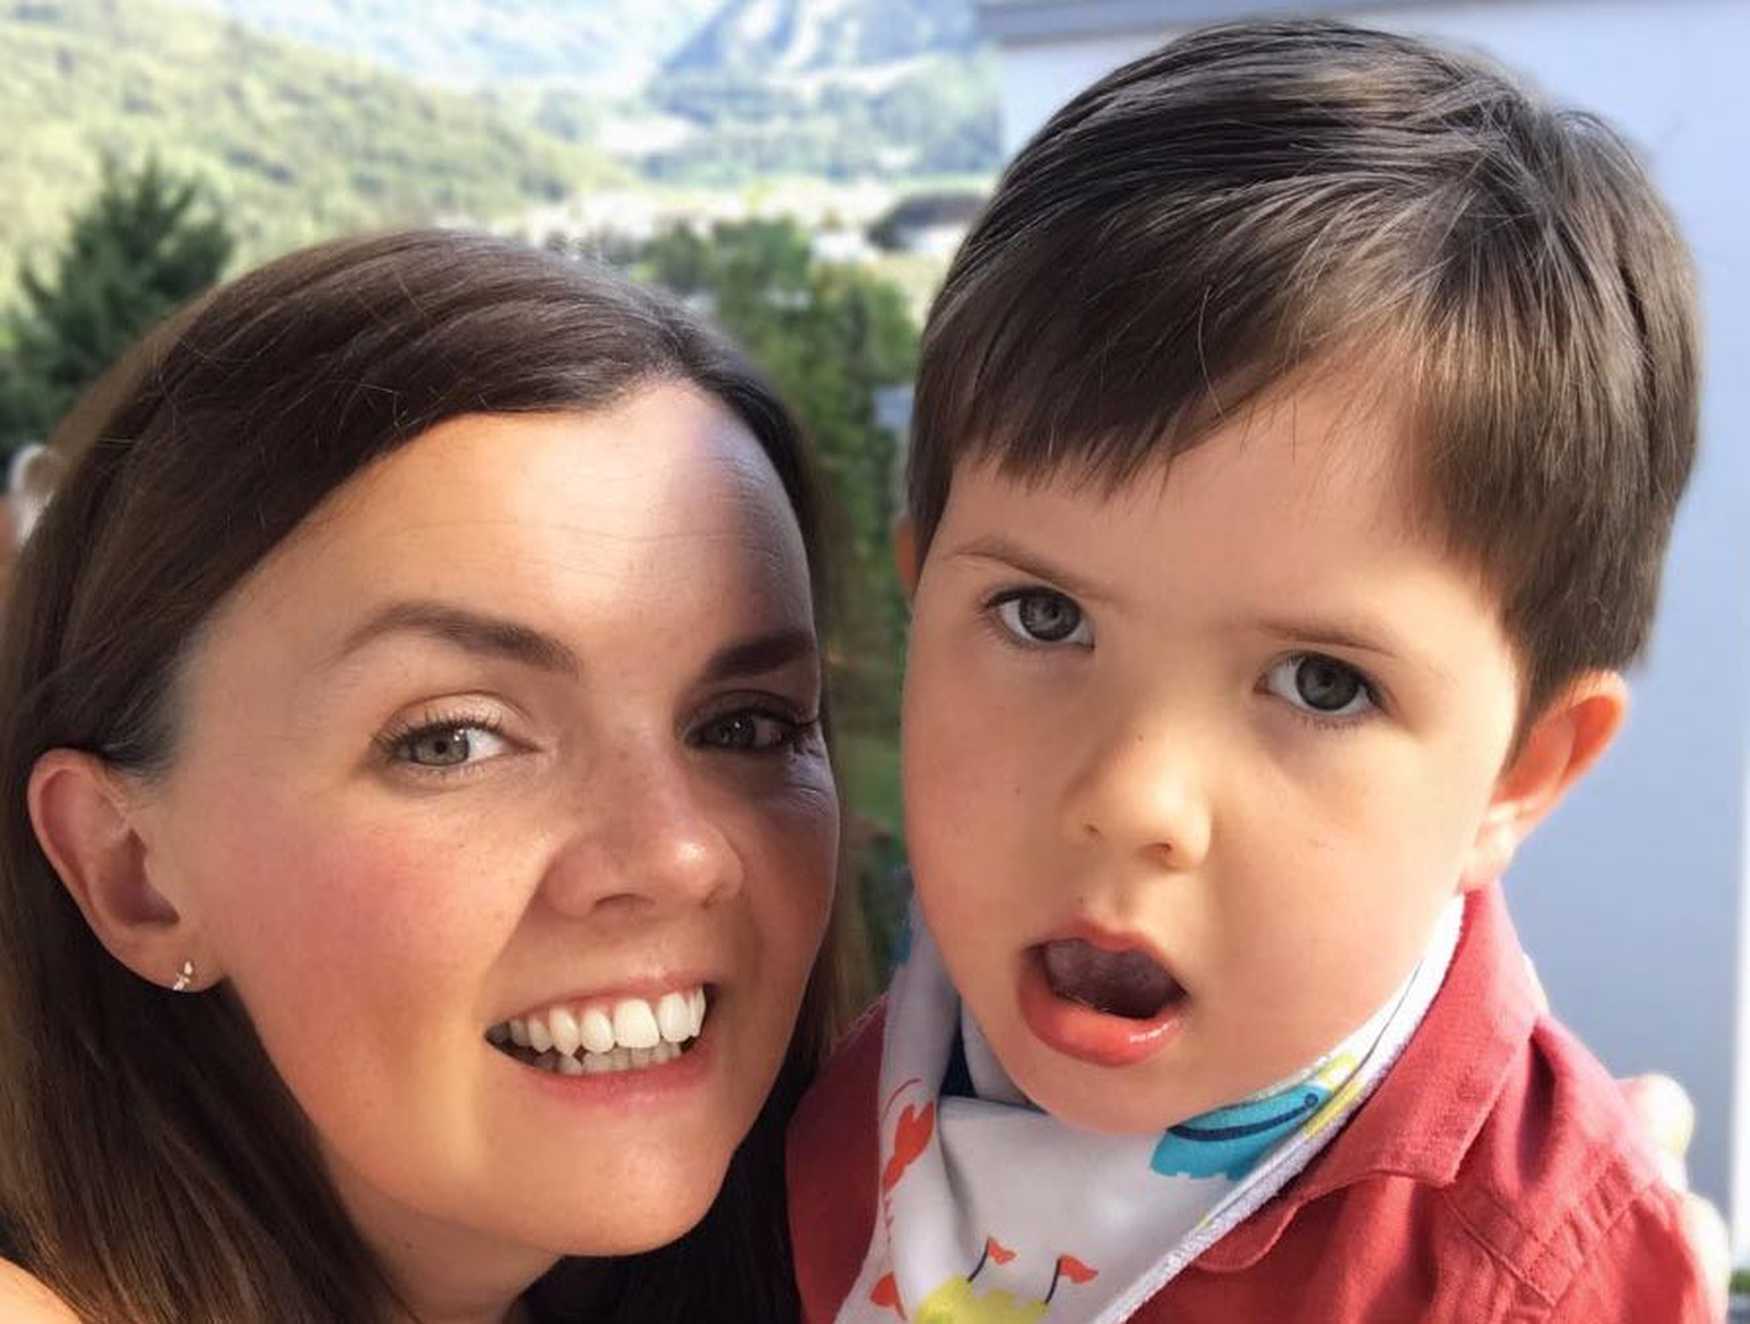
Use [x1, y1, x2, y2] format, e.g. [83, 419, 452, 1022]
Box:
[893, 513, 920, 599]
[27, 749, 213, 991]
[1460, 671, 1628, 891]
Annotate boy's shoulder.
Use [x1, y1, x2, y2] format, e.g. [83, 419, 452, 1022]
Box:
[1158, 885, 1710, 1321]
[788, 996, 888, 1322]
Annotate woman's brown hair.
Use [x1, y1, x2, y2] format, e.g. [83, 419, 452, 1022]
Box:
[0, 228, 860, 1322]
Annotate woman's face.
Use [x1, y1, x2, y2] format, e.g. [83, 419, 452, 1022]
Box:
[133, 384, 837, 1274]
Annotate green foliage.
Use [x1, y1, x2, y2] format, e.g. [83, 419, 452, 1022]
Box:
[0, 157, 232, 454]
[854, 828, 913, 983]
[0, 0, 626, 294]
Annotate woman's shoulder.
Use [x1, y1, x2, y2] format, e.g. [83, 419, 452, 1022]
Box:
[0, 1258, 78, 1322]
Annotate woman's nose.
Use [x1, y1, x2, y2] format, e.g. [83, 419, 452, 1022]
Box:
[1059, 713, 1212, 872]
[538, 743, 744, 920]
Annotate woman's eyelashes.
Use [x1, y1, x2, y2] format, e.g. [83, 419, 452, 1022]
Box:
[987, 586, 1093, 648]
[1261, 653, 1382, 726]
[376, 708, 518, 777]
[690, 702, 820, 755]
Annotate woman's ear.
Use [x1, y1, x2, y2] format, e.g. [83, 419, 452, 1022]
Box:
[1460, 671, 1628, 890]
[27, 749, 211, 991]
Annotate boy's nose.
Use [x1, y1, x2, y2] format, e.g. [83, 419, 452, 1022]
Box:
[537, 742, 744, 921]
[1060, 718, 1212, 872]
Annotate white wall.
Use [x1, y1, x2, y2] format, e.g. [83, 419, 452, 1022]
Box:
[990, 0, 1750, 1245]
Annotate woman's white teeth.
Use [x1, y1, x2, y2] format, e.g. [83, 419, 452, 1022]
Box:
[579, 1007, 616, 1054]
[527, 1016, 553, 1053]
[548, 1006, 581, 1057]
[657, 991, 692, 1042]
[489, 987, 709, 1076]
[613, 998, 661, 1049]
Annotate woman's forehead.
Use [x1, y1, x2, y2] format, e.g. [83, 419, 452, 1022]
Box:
[193, 389, 816, 693]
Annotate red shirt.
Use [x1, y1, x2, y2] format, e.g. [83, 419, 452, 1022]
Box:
[787, 885, 1710, 1321]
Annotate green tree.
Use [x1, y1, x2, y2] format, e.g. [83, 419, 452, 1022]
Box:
[0, 157, 233, 454]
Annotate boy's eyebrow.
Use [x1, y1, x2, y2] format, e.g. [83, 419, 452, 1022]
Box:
[1253, 616, 1401, 660]
[333, 600, 582, 676]
[1250, 614, 1455, 682]
[947, 534, 1112, 602]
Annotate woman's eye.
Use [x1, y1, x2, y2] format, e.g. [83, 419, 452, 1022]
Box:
[393, 723, 512, 769]
[695, 710, 803, 753]
[993, 589, 1092, 646]
[1264, 654, 1376, 719]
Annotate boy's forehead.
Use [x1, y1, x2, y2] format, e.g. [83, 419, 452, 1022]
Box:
[950, 376, 1426, 544]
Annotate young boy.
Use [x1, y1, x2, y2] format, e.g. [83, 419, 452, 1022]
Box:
[789, 19, 1711, 1323]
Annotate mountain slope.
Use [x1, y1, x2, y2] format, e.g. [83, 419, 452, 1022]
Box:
[179, 0, 724, 91]
[0, 0, 627, 281]
[665, 0, 977, 77]
[169, 0, 1002, 185]
[644, 0, 995, 184]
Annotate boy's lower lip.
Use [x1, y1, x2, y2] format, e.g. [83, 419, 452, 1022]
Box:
[1017, 950, 1187, 1067]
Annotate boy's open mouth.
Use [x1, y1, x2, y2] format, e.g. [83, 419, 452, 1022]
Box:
[1019, 938, 1189, 1067]
[1040, 938, 1185, 1020]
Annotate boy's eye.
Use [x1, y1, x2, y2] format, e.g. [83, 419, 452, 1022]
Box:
[694, 710, 805, 752]
[1264, 654, 1376, 719]
[394, 723, 512, 768]
[994, 589, 1092, 646]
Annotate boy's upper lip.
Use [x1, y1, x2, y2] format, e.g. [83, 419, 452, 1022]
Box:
[1033, 918, 1182, 983]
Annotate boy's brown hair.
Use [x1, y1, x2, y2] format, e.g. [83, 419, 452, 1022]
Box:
[909, 19, 1698, 718]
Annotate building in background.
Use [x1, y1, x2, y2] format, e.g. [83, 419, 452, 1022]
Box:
[977, 0, 1750, 1251]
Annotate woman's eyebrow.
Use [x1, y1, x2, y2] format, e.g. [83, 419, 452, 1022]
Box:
[332, 600, 582, 676]
[701, 627, 818, 683]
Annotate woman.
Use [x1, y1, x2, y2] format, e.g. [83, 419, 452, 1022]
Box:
[0, 229, 859, 1322]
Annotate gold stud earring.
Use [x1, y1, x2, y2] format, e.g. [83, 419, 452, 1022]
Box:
[170, 960, 195, 993]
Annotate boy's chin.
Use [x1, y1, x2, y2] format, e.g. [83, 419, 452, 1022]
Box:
[997, 1034, 1216, 1136]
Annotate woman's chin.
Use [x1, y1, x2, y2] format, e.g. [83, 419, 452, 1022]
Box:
[543, 1168, 729, 1257]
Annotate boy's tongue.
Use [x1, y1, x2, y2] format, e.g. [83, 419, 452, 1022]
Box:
[1042, 939, 1181, 1020]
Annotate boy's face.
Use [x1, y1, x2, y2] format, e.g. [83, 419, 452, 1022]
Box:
[902, 382, 1556, 1134]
